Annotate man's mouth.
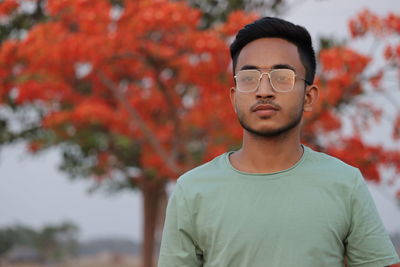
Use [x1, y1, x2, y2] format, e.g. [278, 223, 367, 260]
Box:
[253, 104, 279, 112]
[251, 102, 280, 117]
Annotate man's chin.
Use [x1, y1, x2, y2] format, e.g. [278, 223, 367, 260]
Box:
[241, 123, 285, 138]
[246, 128, 287, 138]
[239, 119, 302, 138]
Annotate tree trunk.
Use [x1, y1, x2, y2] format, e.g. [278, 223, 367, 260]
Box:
[140, 178, 167, 267]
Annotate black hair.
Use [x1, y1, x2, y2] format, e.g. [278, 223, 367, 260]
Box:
[230, 17, 316, 85]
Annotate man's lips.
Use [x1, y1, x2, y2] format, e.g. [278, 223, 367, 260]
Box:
[250, 101, 281, 112]
[252, 104, 279, 112]
[250, 102, 280, 117]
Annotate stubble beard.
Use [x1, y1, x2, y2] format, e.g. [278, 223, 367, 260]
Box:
[236, 102, 304, 138]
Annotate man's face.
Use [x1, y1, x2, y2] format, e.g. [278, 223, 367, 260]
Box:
[230, 38, 312, 138]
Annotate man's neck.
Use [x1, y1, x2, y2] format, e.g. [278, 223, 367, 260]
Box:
[229, 128, 304, 174]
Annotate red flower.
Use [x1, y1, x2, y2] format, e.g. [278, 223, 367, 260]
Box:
[0, 0, 18, 16]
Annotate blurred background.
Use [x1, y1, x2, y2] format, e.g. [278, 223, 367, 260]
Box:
[0, 0, 399, 266]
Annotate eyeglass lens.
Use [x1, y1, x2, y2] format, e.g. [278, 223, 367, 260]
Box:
[235, 69, 295, 92]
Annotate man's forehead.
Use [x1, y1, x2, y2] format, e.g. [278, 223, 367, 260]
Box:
[236, 38, 304, 73]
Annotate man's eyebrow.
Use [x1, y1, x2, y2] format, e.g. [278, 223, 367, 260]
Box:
[239, 64, 296, 72]
[271, 64, 296, 71]
[239, 65, 259, 70]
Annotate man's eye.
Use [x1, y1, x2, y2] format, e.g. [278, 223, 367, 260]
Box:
[241, 76, 256, 82]
[275, 75, 292, 83]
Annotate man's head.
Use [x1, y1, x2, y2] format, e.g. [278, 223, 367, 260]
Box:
[230, 17, 316, 85]
[229, 17, 318, 138]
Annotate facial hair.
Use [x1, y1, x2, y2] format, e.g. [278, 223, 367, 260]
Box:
[236, 100, 304, 138]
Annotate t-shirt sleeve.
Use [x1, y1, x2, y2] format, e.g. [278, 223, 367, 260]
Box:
[158, 181, 203, 267]
[345, 170, 400, 267]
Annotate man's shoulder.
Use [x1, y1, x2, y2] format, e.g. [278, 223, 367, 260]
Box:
[307, 148, 362, 184]
[302, 149, 364, 195]
[305, 146, 362, 181]
[177, 152, 228, 184]
[308, 148, 358, 173]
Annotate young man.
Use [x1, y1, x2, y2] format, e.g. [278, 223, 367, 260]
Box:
[158, 17, 399, 267]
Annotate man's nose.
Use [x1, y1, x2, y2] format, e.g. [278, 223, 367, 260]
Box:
[256, 73, 275, 98]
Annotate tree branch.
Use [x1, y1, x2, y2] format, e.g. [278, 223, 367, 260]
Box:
[97, 71, 182, 175]
[145, 56, 188, 166]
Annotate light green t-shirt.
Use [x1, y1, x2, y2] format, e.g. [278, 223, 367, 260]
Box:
[158, 146, 399, 267]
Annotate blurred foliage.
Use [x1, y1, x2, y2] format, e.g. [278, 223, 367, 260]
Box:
[0, 222, 79, 262]
[186, 0, 286, 27]
[0, 0, 287, 38]
[318, 36, 346, 50]
[0, 0, 47, 44]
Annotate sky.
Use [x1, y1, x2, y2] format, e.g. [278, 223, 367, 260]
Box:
[0, 0, 399, 243]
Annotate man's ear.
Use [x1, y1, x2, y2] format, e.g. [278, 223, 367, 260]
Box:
[303, 84, 319, 112]
[230, 87, 237, 114]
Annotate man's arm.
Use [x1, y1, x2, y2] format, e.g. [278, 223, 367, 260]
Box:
[344, 171, 399, 267]
[158, 182, 203, 267]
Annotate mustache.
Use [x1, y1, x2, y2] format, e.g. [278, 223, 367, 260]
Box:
[250, 100, 281, 112]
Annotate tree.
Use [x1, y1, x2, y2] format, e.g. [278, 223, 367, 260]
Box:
[0, 225, 37, 257]
[0, 1, 256, 266]
[0, 222, 79, 263]
[36, 222, 79, 262]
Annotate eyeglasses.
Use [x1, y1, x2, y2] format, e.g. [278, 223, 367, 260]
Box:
[234, 69, 310, 93]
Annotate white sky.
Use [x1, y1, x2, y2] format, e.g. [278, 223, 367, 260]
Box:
[0, 0, 399, 242]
